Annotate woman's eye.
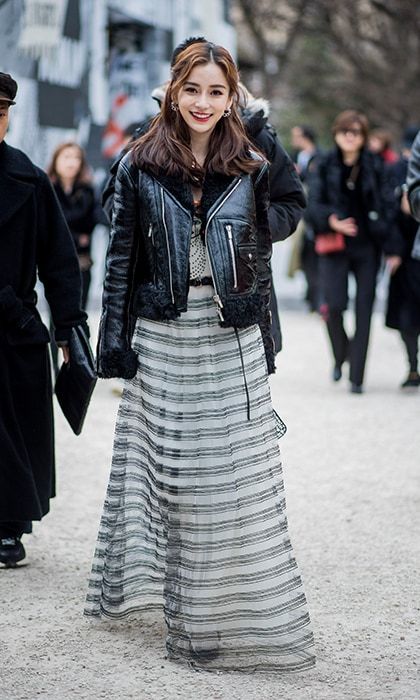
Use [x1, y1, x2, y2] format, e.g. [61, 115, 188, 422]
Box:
[185, 87, 196, 93]
[211, 90, 223, 96]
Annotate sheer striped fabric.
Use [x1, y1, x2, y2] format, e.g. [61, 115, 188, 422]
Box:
[85, 287, 315, 672]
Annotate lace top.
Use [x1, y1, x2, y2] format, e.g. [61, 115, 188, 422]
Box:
[189, 207, 211, 279]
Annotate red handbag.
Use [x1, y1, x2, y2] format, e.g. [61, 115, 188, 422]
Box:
[314, 232, 346, 255]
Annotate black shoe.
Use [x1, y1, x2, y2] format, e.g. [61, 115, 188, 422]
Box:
[350, 383, 363, 394]
[332, 366, 342, 382]
[401, 372, 420, 389]
[0, 537, 26, 568]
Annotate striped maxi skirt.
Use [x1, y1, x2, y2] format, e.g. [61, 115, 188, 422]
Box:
[85, 287, 315, 673]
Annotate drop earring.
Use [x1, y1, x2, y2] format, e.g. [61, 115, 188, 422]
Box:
[171, 101, 178, 112]
[223, 107, 231, 118]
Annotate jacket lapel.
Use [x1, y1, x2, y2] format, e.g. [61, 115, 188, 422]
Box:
[0, 142, 36, 228]
[0, 172, 34, 228]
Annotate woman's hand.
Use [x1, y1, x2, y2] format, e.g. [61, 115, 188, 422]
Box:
[328, 213, 358, 236]
[386, 255, 402, 275]
[401, 192, 411, 216]
[61, 346, 70, 364]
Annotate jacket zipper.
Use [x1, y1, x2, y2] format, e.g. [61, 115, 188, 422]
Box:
[148, 222, 154, 244]
[225, 224, 238, 289]
[160, 188, 175, 304]
[204, 178, 242, 320]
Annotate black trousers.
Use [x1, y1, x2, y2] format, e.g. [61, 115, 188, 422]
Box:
[319, 245, 380, 386]
[301, 237, 321, 311]
[0, 521, 32, 538]
[401, 329, 419, 372]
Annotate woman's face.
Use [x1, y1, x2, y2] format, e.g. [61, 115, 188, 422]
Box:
[176, 62, 232, 138]
[334, 123, 365, 155]
[55, 146, 82, 180]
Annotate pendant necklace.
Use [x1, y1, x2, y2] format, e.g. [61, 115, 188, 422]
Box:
[346, 163, 360, 190]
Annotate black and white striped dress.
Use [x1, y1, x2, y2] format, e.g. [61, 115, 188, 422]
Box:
[85, 235, 315, 673]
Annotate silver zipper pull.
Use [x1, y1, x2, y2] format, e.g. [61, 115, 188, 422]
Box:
[225, 224, 238, 289]
[148, 223, 153, 238]
[213, 293, 224, 309]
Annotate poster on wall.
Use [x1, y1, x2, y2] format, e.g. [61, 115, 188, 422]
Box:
[102, 50, 148, 158]
[18, 0, 67, 59]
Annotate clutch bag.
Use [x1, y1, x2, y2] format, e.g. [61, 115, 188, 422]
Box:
[315, 232, 345, 255]
[55, 325, 97, 435]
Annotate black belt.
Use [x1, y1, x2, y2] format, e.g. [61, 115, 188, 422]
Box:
[189, 276, 213, 287]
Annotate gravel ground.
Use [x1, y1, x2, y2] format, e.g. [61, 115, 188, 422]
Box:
[1, 309, 419, 700]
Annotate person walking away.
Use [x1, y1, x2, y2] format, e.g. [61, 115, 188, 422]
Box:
[306, 110, 397, 393]
[85, 39, 315, 673]
[385, 126, 420, 388]
[0, 73, 87, 567]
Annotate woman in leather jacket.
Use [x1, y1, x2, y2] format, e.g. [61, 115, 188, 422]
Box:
[85, 39, 315, 673]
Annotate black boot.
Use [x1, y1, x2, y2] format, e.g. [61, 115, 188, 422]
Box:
[401, 371, 420, 389]
[0, 537, 26, 567]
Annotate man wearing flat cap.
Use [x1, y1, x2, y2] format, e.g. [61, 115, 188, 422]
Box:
[0, 72, 87, 567]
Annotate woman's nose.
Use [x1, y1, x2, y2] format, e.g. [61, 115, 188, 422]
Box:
[195, 93, 210, 109]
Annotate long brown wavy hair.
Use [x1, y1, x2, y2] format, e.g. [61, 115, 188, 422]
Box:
[47, 141, 92, 185]
[132, 41, 265, 182]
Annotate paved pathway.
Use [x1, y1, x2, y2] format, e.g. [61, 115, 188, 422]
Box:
[1, 310, 419, 700]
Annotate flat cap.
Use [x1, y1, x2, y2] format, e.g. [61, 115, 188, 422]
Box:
[0, 72, 18, 105]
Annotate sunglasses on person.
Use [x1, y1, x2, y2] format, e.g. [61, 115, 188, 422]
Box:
[337, 127, 363, 137]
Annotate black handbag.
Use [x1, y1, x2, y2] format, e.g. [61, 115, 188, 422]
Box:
[55, 325, 97, 435]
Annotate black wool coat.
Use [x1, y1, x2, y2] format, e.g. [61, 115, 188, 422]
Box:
[53, 181, 97, 256]
[306, 147, 398, 252]
[0, 141, 86, 523]
[386, 157, 420, 331]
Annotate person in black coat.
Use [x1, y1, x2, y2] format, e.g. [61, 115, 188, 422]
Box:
[47, 142, 97, 310]
[385, 128, 420, 388]
[0, 74, 86, 567]
[239, 87, 306, 353]
[306, 110, 398, 393]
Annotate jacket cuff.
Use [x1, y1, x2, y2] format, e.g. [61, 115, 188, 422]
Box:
[97, 348, 138, 379]
[54, 319, 89, 344]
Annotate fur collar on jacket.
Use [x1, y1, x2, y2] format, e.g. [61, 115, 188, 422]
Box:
[150, 168, 235, 221]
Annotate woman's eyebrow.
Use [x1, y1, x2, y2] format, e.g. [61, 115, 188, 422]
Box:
[184, 81, 227, 89]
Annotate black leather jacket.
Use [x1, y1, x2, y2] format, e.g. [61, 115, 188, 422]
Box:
[97, 152, 273, 379]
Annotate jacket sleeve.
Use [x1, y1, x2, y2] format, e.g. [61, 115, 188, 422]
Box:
[96, 157, 138, 379]
[407, 131, 420, 221]
[101, 155, 122, 224]
[254, 165, 275, 374]
[36, 172, 86, 342]
[266, 137, 306, 243]
[375, 157, 402, 255]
